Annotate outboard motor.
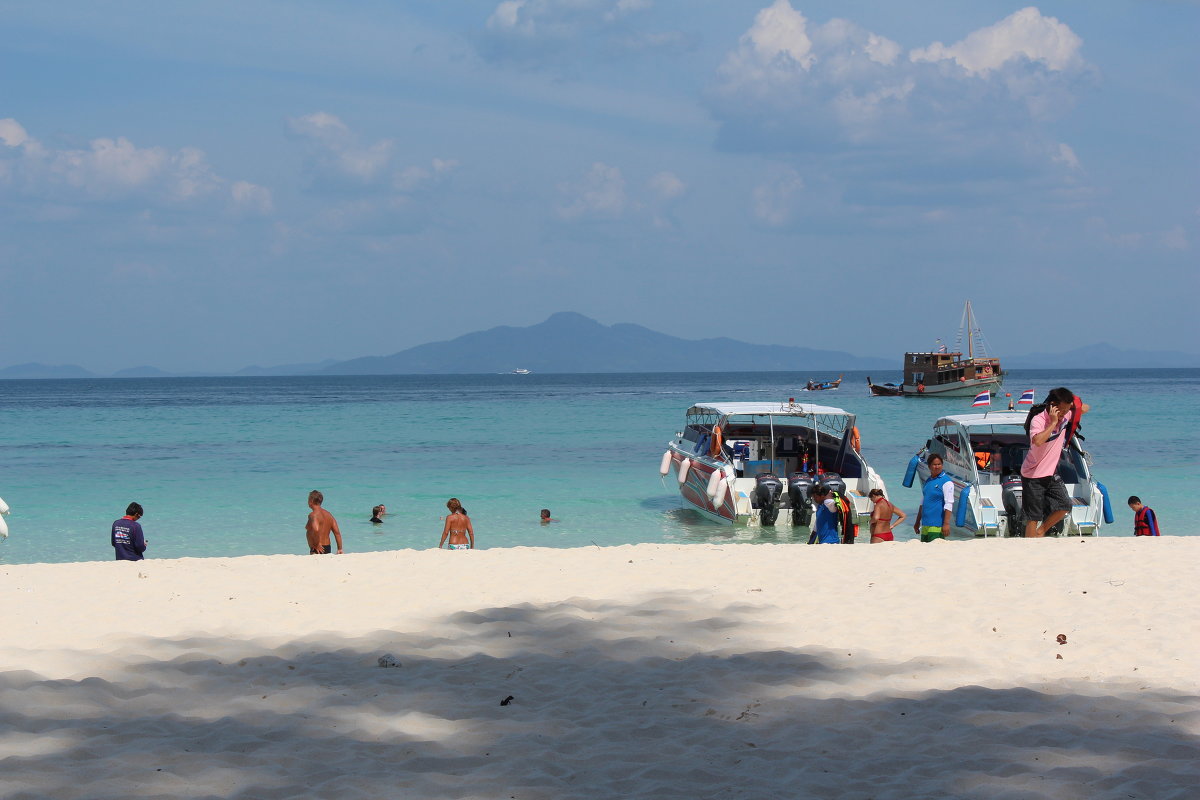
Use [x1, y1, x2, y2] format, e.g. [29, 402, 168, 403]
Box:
[1002, 475, 1025, 536]
[787, 472, 814, 526]
[818, 473, 846, 498]
[753, 473, 784, 526]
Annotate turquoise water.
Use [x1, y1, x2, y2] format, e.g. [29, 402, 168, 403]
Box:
[0, 369, 1195, 564]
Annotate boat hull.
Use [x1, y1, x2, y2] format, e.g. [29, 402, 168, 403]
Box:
[902, 376, 1003, 398]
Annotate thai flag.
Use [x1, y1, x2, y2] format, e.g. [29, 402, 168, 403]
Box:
[972, 390, 990, 407]
[1017, 389, 1035, 405]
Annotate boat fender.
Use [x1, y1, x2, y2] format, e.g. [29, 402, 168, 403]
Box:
[902, 454, 921, 488]
[955, 485, 971, 529]
[1097, 482, 1114, 525]
[706, 469, 723, 499]
[711, 478, 728, 509]
[659, 451, 672, 476]
[0, 495, 9, 515]
[677, 458, 691, 485]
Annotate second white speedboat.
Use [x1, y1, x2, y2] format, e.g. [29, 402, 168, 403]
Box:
[659, 399, 886, 529]
[902, 411, 1114, 537]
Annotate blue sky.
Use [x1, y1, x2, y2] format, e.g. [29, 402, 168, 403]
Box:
[1, 1, 1196, 372]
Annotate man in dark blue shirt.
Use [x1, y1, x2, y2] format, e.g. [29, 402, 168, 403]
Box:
[111, 502, 147, 561]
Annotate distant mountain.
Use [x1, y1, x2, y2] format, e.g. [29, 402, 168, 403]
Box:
[320, 312, 891, 375]
[236, 359, 340, 377]
[0, 362, 95, 379]
[112, 365, 173, 378]
[1008, 343, 1200, 369]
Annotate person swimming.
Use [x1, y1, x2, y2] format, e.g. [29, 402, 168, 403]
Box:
[438, 498, 474, 550]
[370, 504, 385, 524]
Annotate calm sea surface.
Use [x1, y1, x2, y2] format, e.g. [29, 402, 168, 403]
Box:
[1, 369, 1196, 564]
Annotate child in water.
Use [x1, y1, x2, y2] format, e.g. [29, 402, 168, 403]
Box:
[868, 488, 906, 543]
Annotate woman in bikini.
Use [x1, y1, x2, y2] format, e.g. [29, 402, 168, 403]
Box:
[438, 497, 475, 550]
[868, 488, 906, 543]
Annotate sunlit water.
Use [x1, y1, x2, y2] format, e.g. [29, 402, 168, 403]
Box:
[1, 369, 1195, 564]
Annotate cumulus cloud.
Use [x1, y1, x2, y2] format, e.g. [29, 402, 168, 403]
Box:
[0, 119, 225, 202]
[288, 112, 394, 185]
[647, 171, 685, 200]
[230, 181, 274, 215]
[709, 3, 1091, 202]
[752, 167, 804, 226]
[557, 162, 627, 220]
[910, 7, 1083, 75]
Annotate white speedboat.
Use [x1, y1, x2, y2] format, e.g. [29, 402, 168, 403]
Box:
[511, 368, 531, 375]
[902, 411, 1113, 537]
[660, 400, 886, 528]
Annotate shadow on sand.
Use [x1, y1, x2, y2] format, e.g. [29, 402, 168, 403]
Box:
[1, 593, 1196, 799]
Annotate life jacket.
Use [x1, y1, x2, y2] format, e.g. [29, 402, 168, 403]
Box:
[1133, 506, 1158, 536]
[974, 451, 992, 470]
[1065, 395, 1085, 442]
[831, 490, 857, 544]
[921, 473, 953, 530]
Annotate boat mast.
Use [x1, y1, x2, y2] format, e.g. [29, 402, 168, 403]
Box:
[962, 300, 975, 360]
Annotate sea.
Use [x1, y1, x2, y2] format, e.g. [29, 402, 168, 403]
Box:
[1, 369, 1196, 565]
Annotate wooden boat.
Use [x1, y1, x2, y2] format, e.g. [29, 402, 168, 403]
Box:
[866, 377, 902, 397]
[902, 301, 1003, 398]
[805, 375, 842, 391]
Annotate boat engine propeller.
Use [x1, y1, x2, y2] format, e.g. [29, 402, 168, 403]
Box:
[1001, 474, 1064, 536]
[753, 473, 784, 526]
[787, 473, 814, 526]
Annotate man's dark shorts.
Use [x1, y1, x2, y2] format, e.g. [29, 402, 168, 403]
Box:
[1021, 475, 1071, 520]
[309, 545, 332, 555]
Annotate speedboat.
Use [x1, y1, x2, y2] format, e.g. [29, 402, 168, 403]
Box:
[511, 368, 531, 374]
[659, 400, 886, 528]
[902, 411, 1113, 537]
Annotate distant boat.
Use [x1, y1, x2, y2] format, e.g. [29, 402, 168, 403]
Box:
[511, 368, 531, 375]
[866, 376, 902, 397]
[902, 300, 1003, 398]
[804, 375, 842, 391]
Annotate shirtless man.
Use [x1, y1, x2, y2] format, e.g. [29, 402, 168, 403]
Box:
[306, 490, 343, 554]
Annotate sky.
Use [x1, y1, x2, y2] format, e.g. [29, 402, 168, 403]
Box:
[1, 0, 1197, 373]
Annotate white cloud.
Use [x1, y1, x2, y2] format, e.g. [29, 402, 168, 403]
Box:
[708, 5, 1091, 199]
[230, 181, 274, 215]
[288, 111, 394, 184]
[557, 162, 626, 220]
[909, 7, 1083, 75]
[394, 158, 460, 192]
[718, 0, 815, 88]
[752, 167, 804, 226]
[1053, 143, 1081, 171]
[0, 118, 30, 148]
[647, 171, 685, 200]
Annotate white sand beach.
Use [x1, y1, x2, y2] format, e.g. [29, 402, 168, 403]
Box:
[1, 538, 1197, 799]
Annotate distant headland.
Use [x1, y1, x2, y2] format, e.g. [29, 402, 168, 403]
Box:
[3, 312, 1199, 378]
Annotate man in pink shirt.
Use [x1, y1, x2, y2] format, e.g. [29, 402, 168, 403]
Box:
[1020, 388, 1090, 538]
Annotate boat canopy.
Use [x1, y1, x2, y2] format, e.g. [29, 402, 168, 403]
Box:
[686, 401, 851, 418]
[935, 412, 1027, 430]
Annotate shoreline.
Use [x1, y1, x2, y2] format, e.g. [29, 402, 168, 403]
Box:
[3, 538, 1196, 797]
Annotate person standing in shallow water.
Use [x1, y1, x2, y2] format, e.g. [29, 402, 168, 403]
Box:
[439, 498, 474, 550]
[306, 490, 343, 554]
[111, 502, 147, 561]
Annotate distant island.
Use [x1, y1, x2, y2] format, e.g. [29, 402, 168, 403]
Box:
[3, 313, 1199, 378]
